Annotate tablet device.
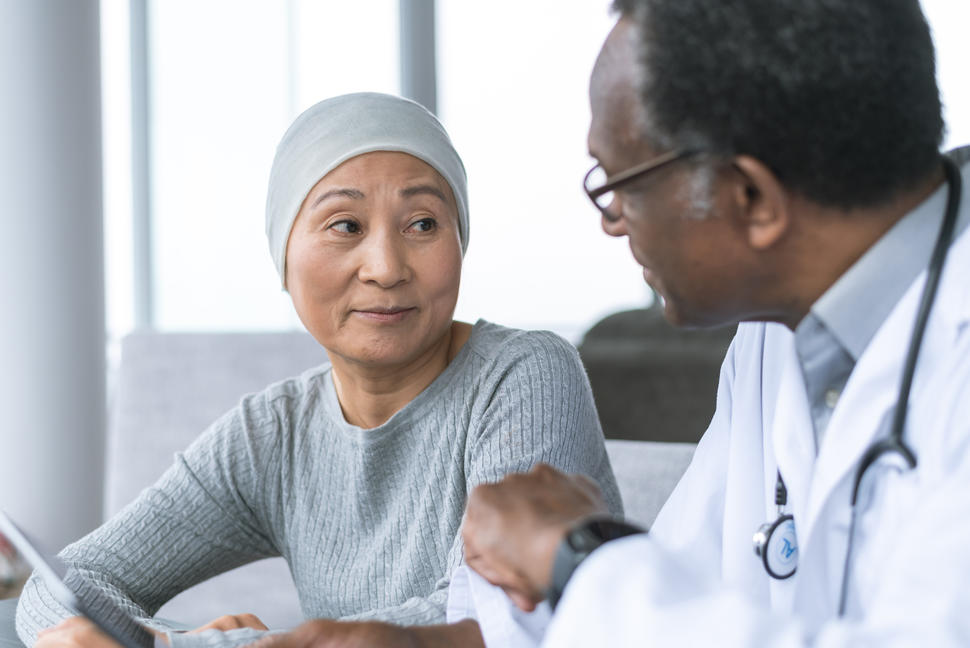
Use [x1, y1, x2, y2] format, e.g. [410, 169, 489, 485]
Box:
[0, 511, 154, 648]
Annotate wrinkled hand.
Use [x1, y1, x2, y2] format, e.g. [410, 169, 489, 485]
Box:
[34, 612, 268, 648]
[462, 463, 609, 611]
[191, 613, 268, 633]
[246, 619, 418, 648]
[35, 617, 171, 648]
[35, 617, 126, 648]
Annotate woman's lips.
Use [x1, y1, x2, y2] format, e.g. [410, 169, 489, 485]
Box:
[352, 307, 416, 323]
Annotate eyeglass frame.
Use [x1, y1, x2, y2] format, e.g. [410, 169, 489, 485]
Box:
[583, 148, 701, 222]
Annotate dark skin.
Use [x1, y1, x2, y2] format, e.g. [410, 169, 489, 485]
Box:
[247, 619, 482, 648]
[35, 617, 484, 648]
[462, 15, 948, 612]
[462, 464, 608, 612]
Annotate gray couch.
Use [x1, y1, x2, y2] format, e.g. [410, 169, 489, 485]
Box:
[578, 302, 734, 443]
[90, 332, 695, 628]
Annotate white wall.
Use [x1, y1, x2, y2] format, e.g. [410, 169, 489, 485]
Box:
[923, 0, 970, 150]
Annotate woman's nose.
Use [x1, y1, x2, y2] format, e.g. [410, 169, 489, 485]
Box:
[357, 231, 411, 287]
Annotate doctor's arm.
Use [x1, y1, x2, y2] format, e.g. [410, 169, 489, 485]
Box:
[543, 463, 970, 647]
[542, 390, 970, 646]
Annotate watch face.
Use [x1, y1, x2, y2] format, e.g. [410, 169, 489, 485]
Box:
[571, 523, 608, 552]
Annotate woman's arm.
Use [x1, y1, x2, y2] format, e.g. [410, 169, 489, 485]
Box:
[465, 330, 622, 512]
[310, 330, 615, 642]
[16, 396, 285, 646]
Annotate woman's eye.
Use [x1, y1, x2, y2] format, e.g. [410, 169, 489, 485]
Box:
[329, 220, 361, 234]
[409, 218, 437, 233]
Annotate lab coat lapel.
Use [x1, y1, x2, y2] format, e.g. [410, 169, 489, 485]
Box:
[767, 330, 815, 553]
[802, 292, 909, 542]
[804, 159, 970, 553]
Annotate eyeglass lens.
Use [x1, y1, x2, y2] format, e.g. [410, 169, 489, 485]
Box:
[586, 166, 615, 211]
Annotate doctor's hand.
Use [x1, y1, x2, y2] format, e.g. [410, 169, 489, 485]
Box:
[246, 618, 483, 648]
[462, 463, 609, 612]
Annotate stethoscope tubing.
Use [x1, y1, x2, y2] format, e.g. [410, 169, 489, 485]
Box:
[836, 156, 963, 616]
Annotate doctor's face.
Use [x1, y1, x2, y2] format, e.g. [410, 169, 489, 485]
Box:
[285, 151, 463, 369]
[589, 19, 748, 328]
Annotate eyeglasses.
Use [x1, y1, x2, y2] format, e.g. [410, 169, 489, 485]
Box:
[583, 149, 699, 222]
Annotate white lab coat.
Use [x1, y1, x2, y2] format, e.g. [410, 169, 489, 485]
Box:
[542, 162, 970, 646]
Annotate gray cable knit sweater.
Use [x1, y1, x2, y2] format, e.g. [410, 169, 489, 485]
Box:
[17, 320, 621, 647]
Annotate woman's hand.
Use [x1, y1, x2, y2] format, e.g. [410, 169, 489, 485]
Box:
[190, 614, 268, 633]
[462, 463, 609, 611]
[35, 617, 124, 648]
[33, 612, 268, 648]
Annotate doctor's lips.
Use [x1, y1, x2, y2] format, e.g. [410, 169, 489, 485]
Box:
[351, 306, 416, 322]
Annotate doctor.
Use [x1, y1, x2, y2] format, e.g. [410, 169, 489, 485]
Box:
[461, 0, 970, 645]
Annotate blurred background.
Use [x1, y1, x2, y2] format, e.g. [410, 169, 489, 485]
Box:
[1, 0, 968, 560]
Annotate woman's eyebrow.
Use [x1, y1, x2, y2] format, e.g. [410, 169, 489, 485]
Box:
[311, 187, 365, 209]
[400, 184, 447, 202]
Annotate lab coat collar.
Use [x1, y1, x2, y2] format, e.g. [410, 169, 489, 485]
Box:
[767, 159, 970, 610]
[800, 158, 970, 555]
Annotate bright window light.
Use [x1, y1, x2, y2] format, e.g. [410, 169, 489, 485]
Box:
[100, 0, 970, 343]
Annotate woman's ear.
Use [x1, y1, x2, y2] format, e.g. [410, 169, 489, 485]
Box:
[730, 155, 790, 251]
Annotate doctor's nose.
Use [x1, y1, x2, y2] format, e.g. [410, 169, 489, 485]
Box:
[601, 204, 628, 238]
[356, 231, 412, 288]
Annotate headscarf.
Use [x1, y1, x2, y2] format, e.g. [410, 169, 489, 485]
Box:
[265, 92, 469, 289]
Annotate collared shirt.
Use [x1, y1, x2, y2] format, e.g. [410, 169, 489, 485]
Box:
[795, 151, 970, 451]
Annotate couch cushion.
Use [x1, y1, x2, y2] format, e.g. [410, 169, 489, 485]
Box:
[0, 598, 23, 648]
[579, 305, 733, 443]
[605, 439, 695, 528]
[107, 332, 327, 515]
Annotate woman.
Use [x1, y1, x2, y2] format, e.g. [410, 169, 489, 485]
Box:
[17, 93, 621, 647]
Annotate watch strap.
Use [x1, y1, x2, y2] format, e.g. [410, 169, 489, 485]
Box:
[546, 516, 644, 610]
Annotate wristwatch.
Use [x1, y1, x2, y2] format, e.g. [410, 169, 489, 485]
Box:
[546, 516, 645, 610]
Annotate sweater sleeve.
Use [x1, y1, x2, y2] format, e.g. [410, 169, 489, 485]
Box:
[336, 577, 452, 626]
[15, 394, 284, 646]
[466, 330, 622, 513]
[335, 331, 623, 628]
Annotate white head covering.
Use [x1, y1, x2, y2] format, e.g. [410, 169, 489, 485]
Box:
[265, 92, 469, 289]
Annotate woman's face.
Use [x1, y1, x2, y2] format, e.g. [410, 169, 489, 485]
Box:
[285, 151, 463, 369]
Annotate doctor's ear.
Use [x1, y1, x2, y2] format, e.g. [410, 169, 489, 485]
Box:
[730, 156, 790, 251]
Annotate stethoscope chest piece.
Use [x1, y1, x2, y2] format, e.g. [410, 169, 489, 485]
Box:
[753, 514, 798, 579]
[754, 470, 798, 579]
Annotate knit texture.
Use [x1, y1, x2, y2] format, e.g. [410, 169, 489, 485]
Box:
[17, 320, 621, 647]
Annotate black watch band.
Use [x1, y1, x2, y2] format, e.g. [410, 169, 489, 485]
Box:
[545, 516, 645, 610]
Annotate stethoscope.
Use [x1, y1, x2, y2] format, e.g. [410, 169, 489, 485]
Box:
[752, 156, 963, 614]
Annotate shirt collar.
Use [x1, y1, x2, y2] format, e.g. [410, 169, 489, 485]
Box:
[811, 162, 965, 361]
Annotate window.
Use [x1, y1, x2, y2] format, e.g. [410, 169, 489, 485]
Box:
[439, 1, 649, 342]
[101, 0, 970, 343]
